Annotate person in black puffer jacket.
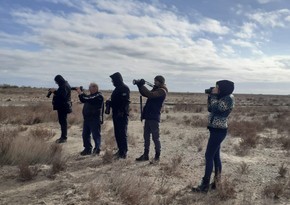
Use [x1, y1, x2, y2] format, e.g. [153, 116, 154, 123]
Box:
[106, 72, 130, 159]
[192, 80, 235, 193]
[76, 83, 104, 156]
[49, 75, 72, 143]
[135, 75, 168, 162]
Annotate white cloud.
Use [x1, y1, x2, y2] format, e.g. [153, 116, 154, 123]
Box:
[248, 9, 290, 28]
[235, 22, 257, 39]
[256, 0, 279, 4]
[1, 0, 290, 93]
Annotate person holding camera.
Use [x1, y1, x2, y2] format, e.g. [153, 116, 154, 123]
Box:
[135, 75, 168, 162]
[106, 72, 130, 159]
[192, 80, 234, 193]
[75, 83, 104, 156]
[48, 75, 72, 143]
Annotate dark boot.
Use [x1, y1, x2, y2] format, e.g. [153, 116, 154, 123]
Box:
[192, 177, 210, 193]
[136, 149, 149, 161]
[93, 148, 101, 155]
[210, 175, 220, 190]
[154, 151, 160, 161]
[55, 138, 67, 143]
[80, 149, 92, 156]
[136, 154, 149, 161]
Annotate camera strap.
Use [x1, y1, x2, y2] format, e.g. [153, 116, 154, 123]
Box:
[101, 101, 105, 124]
[140, 95, 143, 122]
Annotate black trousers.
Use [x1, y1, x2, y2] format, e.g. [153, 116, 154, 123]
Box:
[57, 110, 68, 140]
[82, 119, 101, 150]
[112, 115, 128, 156]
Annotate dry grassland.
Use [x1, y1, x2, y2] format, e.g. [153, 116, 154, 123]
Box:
[0, 86, 290, 205]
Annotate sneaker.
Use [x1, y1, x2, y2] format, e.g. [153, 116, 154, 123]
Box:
[93, 148, 101, 155]
[135, 154, 149, 161]
[55, 138, 67, 143]
[80, 149, 92, 156]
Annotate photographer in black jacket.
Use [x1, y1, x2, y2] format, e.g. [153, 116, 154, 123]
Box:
[48, 75, 72, 143]
[135, 76, 168, 162]
[106, 72, 130, 159]
[76, 83, 104, 156]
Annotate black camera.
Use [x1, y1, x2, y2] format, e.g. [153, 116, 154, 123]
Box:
[132, 79, 142, 85]
[105, 100, 111, 115]
[46, 90, 52, 98]
[71, 86, 83, 91]
[205, 87, 215, 94]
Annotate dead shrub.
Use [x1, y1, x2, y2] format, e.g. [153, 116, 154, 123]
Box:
[0, 127, 20, 164]
[278, 163, 288, 178]
[102, 149, 114, 164]
[237, 161, 250, 175]
[30, 127, 55, 141]
[280, 135, 290, 150]
[263, 181, 285, 199]
[88, 183, 103, 202]
[161, 155, 182, 175]
[155, 173, 170, 195]
[109, 174, 153, 205]
[18, 163, 38, 181]
[50, 157, 66, 175]
[229, 120, 263, 138]
[216, 177, 236, 200]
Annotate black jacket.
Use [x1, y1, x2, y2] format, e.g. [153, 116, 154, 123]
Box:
[139, 85, 168, 122]
[79, 92, 104, 121]
[110, 72, 130, 117]
[52, 75, 72, 113]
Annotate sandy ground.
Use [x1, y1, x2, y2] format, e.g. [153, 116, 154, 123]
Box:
[0, 88, 290, 205]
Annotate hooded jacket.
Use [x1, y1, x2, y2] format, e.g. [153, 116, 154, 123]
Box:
[139, 84, 168, 122]
[110, 72, 130, 117]
[52, 75, 72, 113]
[208, 80, 234, 129]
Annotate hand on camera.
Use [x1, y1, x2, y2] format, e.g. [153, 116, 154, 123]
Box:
[211, 87, 219, 94]
[137, 79, 145, 87]
[76, 87, 82, 94]
[49, 88, 56, 93]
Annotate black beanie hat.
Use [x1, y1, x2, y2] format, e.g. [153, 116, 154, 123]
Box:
[216, 80, 234, 98]
[154, 75, 165, 84]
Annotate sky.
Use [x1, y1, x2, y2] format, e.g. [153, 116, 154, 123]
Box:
[1, 0, 290, 94]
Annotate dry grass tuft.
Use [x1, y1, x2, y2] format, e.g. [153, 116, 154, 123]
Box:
[237, 162, 250, 175]
[278, 163, 288, 178]
[109, 174, 154, 205]
[18, 163, 39, 181]
[30, 127, 55, 141]
[263, 181, 285, 199]
[102, 149, 114, 164]
[280, 135, 290, 151]
[161, 155, 182, 175]
[216, 177, 236, 200]
[88, 183, 103, 202]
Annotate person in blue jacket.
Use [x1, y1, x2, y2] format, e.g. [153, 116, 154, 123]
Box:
[76, 83, 104, 156]
[192, 80, 235, 193]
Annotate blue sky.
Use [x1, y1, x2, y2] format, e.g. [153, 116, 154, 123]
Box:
[1, 0, 290, 94]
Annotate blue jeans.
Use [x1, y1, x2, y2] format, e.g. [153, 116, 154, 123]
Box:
[82, 119, 101, 150]
[204, 128, 227, 180]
